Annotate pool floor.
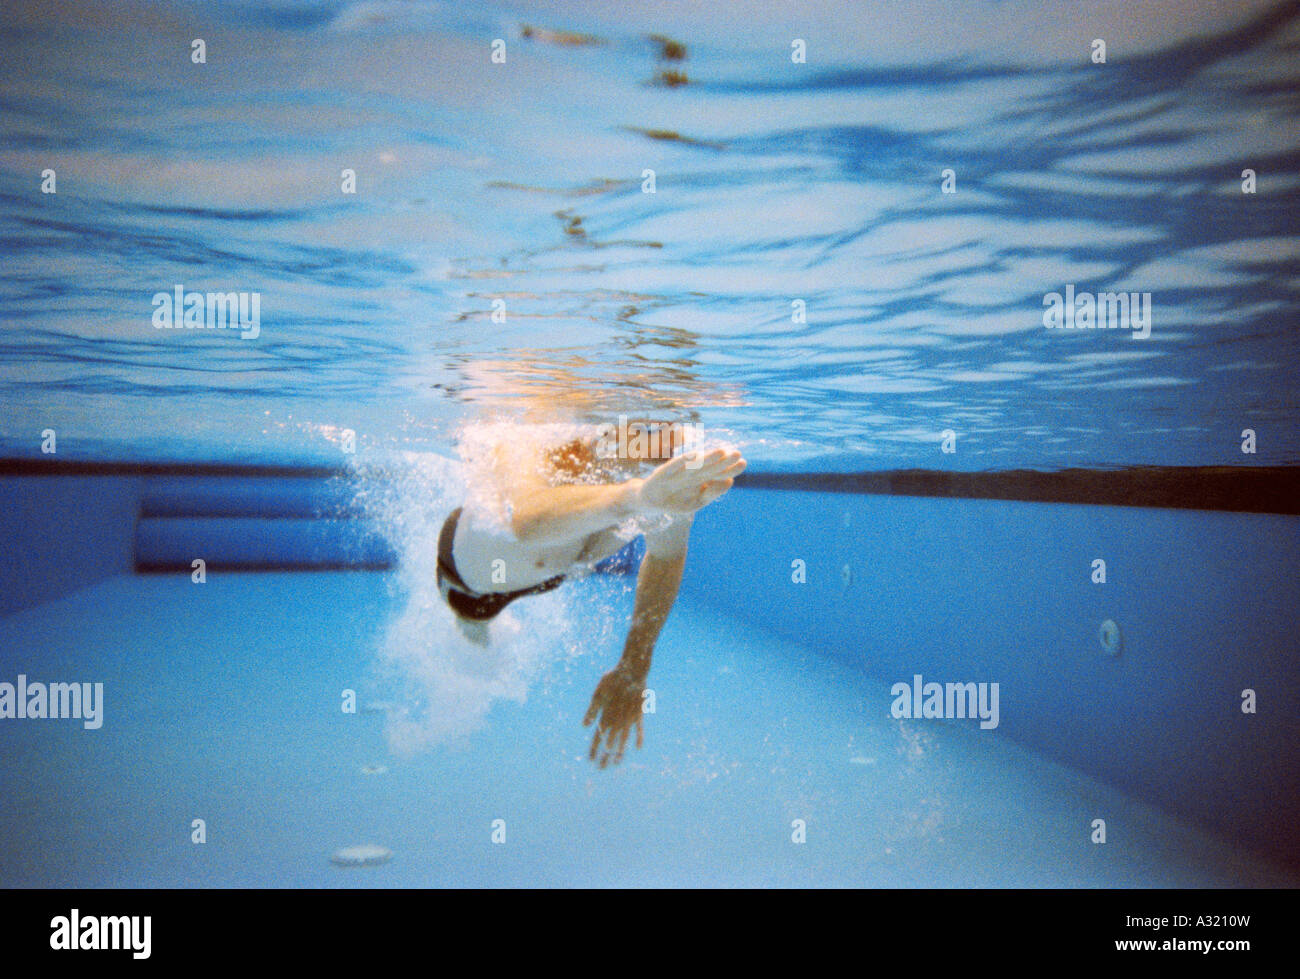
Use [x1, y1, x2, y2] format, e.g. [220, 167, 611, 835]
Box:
[0, 571, 1293, 887]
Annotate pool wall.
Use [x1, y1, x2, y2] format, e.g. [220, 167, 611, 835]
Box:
[677, 486, 1300, 869]
[0, 468, 388, 618]
[0, 475, 140, 618]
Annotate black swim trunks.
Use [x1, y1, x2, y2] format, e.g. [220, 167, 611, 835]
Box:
[436, 507, 565, 621]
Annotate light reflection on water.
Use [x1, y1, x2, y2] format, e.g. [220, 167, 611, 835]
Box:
[0, 0, 1297, 470]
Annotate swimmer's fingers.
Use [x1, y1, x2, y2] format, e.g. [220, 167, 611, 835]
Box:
[716, 457, 746, 480]
[583, 671, 617, 726]
[697, 478, 734, 507]
[653, 452, 693, 479]
[643, 451, 740, 509]
[664, 448, 730, 479]
[635, 715, 644, 751]
[588, 724, 603, 761]
[684, 448, 736, 477]
[681, 453, 743, 488]
[602, 722, 623, 768]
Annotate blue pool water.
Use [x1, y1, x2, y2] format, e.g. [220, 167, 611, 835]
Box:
[1, 0, 1299, 888]
[1, 0, 1298, 469]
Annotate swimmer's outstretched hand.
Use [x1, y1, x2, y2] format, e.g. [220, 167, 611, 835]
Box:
[635, 448, 745, 514]
[583, 663, 647, 768]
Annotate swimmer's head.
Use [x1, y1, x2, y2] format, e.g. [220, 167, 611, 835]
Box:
[595, 419, 695, 464]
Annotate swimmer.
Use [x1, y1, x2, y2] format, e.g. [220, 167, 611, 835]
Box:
[436, 422, 745, 767]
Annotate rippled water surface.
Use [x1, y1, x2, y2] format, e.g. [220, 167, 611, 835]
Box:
[2, 0, 1298, 469]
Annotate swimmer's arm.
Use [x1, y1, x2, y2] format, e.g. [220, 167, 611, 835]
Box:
[583, 516, 692, 766]
[508, 479, 641, 545]
[490, 442, 641, 545]
[617, 516, 691, 677]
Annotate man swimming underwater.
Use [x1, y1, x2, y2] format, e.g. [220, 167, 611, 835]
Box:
[436, 422, 745, 767]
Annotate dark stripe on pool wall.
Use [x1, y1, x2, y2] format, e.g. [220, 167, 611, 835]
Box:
[136, 561, 393, 573]
[4, 458, 1297, 516]
[735, 467, 1300, 516]
[0, 458, 350, 479]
